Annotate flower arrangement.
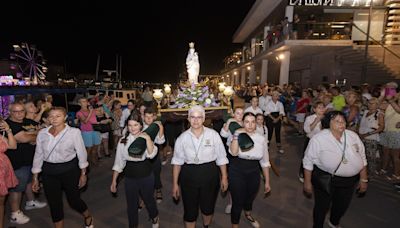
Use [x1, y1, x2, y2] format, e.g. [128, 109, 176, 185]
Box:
[171, 83, 219, 108]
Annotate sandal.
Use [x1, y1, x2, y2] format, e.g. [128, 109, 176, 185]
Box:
[84, 216, 94, 228]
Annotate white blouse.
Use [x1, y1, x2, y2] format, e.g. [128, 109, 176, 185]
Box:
[112, 134, 158, 173]
[303, 114, 322, 139]
[264, 100, 285, 116]
[171, 127, 228, 166]
[32, 125, 88, 174]
[228, 132, 271, 168]
[359, 111, 381, 141]
[303, 129, 367, 177]
[244, 106, 263, 115]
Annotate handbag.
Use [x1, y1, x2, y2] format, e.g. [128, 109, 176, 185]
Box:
[311, 132, 347, 195]
[92, 123, 111, 133]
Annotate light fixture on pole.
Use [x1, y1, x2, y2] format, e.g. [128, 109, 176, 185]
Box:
[223, 86, 234, 113]
[164, 84, 171, 105]
[153, 89, 163, 117]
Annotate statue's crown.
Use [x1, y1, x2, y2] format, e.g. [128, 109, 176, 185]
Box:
[189, 42, 195, 48]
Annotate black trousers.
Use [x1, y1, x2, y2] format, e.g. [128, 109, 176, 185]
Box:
[125, 174, 158, 227]
[179, 162, 220, 222]
[299, 137, 310, 176]
[313, 175, 358, 228]
[152, 153, 162, 189]
[229, 159, 260, 225]
[266, 113, 282, 144]
[42, 166, 88, 222]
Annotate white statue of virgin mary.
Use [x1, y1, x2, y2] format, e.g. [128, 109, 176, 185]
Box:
[186, 42, 200, 84]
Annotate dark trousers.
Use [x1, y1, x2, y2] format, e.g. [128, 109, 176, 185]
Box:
[229, 160, 260, 224]
[152, 153, 162, 189]
[266, 115, 282, 144]
[313, 177, 357, 228]
[180, 162, 220, 222]
[125, 174, 158, 228]
[299, 137, 310, 176]
[42, 166, 88, 222]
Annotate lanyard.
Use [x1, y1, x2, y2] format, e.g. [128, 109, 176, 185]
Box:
[332, 131, 347, 166]
[190, 133, 204, 163]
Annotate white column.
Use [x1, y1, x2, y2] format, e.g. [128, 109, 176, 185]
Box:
[285, 6, 294, 22]
[261, 60, 268, 85]
[251, 38, 256, 57]
[249, 66, 256, 84]
[279, 51, 291, 86]
[263, 26, 270, 51]
[241, 68, 246, 86]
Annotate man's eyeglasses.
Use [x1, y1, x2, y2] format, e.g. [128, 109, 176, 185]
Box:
[189, 116, 203, 120]
[11, 110, 25, 114]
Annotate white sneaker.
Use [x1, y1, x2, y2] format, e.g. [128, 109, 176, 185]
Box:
[10, 210, 30, 224]
[245, 214, 260, 228]
[224, 204, 232, 214]
[25, 199, 47, 210]
[327, 220, 342, 228]
[151, 217, 159, 228]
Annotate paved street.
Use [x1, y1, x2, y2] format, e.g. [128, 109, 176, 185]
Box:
[5, 124, 400, 228]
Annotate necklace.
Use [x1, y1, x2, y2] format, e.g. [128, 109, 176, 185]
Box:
[190, 132, 204, 163]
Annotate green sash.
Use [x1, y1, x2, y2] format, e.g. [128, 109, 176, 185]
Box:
[228, 121, 254, 152]
[128, 123, 160, 157]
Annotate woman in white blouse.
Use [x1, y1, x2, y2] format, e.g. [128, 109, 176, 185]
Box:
[303, 111, 368, 228]
[31, 107, 94, 228]
[358, 97, 384, 178]
[229, 112, 271, 228]
[110, 111, 160, 228]
[299, 101, 325, 182]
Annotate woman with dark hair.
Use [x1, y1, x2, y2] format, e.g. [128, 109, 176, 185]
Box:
[32, 107, 94, 228]
[229, 112, 271, 228]
[303, 111, 368, 228]
[110, 111, 160, 228]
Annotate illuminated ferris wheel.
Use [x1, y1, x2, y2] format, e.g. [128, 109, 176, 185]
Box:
[10, 42, 48, 84]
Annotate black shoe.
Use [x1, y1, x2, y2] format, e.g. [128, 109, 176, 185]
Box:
[394, 183, 400, 189]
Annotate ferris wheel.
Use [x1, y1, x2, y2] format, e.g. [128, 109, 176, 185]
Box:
[10, 42, 48, 84]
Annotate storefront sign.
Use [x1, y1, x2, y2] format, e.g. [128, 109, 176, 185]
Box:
[289, 0, 373, 6]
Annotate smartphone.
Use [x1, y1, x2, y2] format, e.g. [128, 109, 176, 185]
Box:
[385, 88, 397, 97]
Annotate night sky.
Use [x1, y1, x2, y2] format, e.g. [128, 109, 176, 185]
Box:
[1, 0, 255, 82]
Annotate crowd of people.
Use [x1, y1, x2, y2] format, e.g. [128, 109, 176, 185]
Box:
[0, 80, 399, 228]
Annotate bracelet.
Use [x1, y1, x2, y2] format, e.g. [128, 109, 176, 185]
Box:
[5, 129, 12, 133]
[232, 135, 239, 140]
[360, 179, 369, 183]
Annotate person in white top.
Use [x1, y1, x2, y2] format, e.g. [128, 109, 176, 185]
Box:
[244, 97, 263, 115]
[31, 107, 94, 228]
[303, 111, 368, 228]
[255, 113, 268, 143]
[358, 97, 384, 178]
[219, 107, 243, 215]
[143, 107, 165, 203]
[110, 111, 160, 228]
[119, 100, 136, 128]
[171, 105, 228, 228]
[258, 88, 272, 113]
[299, 101, 326, 182]
[264, 91, 285, 153]
[229, 112, 271, 228]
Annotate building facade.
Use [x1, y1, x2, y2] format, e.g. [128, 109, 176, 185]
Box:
[222, 0, 400, 88]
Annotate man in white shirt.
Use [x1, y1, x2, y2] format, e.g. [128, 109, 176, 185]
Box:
[258, 87, 271, 114]
[119, 100, 136, 129]
[171, 105, 228, 228]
